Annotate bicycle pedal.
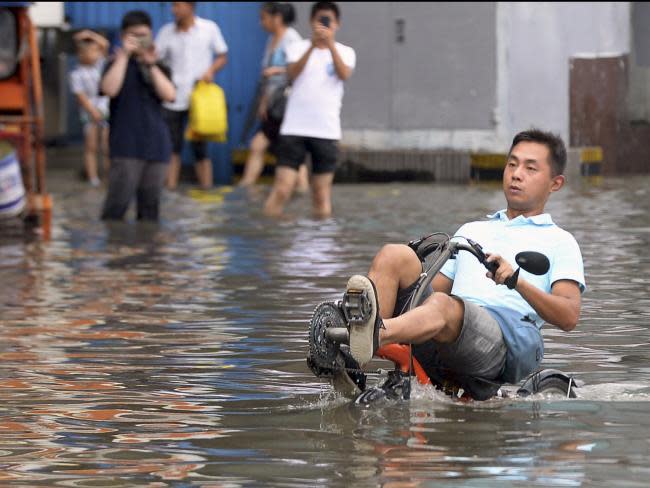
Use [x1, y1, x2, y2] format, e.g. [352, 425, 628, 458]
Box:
[342, 288, 372, 325]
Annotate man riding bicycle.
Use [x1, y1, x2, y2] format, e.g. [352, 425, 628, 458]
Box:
[342, 129, 586, 395]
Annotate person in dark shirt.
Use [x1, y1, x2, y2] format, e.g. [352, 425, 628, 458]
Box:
[100, 10, 176, 221]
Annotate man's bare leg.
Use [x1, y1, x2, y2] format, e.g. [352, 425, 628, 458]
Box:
[310, 172, 334, 218]
[346, 244, 464, 366]
[195, 158, 213, 189]
[264, 166, 298, 217]
[295, 164, 310, 194]
[380, 292, 464, 345]
[367, 244, 423, 319]
[166, 153, 181, 190]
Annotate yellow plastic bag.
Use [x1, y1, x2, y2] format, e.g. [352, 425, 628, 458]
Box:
[186, 81, 227, 142]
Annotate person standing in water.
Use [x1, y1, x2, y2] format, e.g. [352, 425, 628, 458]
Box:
[239, 2, 309, 192]
[264, 2, 356, 218]
[156, 1, 228, 190]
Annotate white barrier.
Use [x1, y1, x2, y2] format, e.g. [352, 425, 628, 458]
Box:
[0, 151, 26, 218]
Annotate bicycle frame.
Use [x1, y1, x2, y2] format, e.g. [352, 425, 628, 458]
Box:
[373, 237, 500, 397]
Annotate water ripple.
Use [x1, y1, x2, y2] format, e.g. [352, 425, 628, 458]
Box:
[1, 174, 650, 485]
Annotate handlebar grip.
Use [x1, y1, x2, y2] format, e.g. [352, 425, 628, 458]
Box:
[485, 260, 499, 274]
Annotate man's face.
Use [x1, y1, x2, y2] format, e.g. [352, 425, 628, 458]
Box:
[172, 2, 194, 23]
[502, 141, 564, 213]
[310, 9, 339, 34]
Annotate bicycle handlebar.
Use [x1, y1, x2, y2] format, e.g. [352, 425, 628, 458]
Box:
[406, 235, 525, 311]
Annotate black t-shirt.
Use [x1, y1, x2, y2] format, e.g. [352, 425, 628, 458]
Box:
[102, 58, 173, 162]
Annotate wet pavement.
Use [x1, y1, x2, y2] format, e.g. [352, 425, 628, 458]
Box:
[1, 169, 650, 486]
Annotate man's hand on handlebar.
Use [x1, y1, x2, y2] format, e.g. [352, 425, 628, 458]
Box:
[485, 253, 516, 286]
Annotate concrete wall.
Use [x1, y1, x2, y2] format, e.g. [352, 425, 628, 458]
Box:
[628, 2, 650, 122]
[291, 2, 498, 151]
[290, 2, 630, 152]
[501, 2, 630, 148]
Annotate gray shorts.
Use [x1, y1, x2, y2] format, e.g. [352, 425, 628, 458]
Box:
[430, 297, 506, 380]
[396, 283, 506, 395]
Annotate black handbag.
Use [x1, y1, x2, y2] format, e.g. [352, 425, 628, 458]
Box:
[266, 84, 290, 122]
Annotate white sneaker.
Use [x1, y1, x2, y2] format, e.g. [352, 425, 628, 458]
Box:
[343, 275, 382, 367]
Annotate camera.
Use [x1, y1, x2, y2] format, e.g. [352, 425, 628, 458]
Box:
[136, 35, 152, 50]
[319, 15, 330, 28]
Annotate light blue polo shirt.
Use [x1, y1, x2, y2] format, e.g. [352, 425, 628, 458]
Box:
[440, 210, 586, 383]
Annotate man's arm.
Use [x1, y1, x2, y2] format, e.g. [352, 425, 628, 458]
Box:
[487, 254, 581, 331]
[100, 50, 130, 98]
[201, 53, 227, 82]
[517, 279, 581, 331]
[201, 53, 228, 83]
[315, 25, 353, 80]
[136, 42, 175, 102]
[328, 43, 352, 80]
[201, 24, 229, 82]
[287, 45, 314, 81]
[149, 64, 176, 102]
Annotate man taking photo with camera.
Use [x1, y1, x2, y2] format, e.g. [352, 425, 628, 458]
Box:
[100, 10, 176, 221]
[264, 1, 356, 218]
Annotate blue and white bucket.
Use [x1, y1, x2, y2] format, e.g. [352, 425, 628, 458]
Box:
[0, 151, 26, 218]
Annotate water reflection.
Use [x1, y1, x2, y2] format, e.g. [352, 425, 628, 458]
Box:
[1, 173, 650, 485]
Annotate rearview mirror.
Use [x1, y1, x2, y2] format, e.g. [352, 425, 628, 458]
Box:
[515, 251, 550, 275]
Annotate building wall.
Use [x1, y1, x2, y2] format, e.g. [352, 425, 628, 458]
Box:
[292, 2, 498, 151]
[293, 2, 631, 152]
[502, 2, 630, 148]
[628, 2, 650, 122]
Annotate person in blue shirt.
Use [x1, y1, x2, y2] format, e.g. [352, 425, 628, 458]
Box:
[344, 129, 586, 390]
[100, 10, 176, 221]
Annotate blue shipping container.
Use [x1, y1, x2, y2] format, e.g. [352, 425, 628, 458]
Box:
[65, 2, 267, 184]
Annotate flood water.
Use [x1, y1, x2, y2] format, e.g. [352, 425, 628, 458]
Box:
[1, 170, 650, 486]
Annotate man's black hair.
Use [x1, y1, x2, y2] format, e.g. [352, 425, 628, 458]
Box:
[310, 1, 340, 21]
[262, 2, 296, 25]
[121, 10, 152, 31]
[509, 128, 567, 176]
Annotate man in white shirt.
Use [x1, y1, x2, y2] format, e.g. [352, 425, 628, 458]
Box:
[264, 2, 356, 218]
[156, 2, 228, 189]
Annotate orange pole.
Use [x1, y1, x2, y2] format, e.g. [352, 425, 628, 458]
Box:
[27, 12, 46, 196]
[376, 344, 432, 385]
[17, 13, 33, 195]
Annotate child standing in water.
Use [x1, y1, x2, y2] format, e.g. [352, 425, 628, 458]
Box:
[69, 29, 110, 187]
